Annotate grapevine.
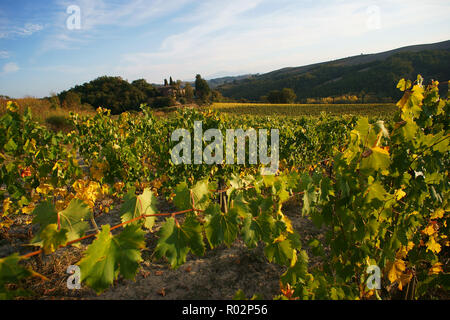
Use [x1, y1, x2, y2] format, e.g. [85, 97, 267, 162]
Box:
[0, 76, 448, 300]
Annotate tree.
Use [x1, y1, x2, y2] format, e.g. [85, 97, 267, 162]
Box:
[184, 83, 194, 101]
[61, 91, 81, 109]
[151, 96, 176, 109]
[164, 79, 168, 86]
[359, 90, 367, 104]
[132, 79, 158, 98]
[281, 88, 297, 103]
[59, 76, 159, 114]
[267, 88, 296, 104]
[211, 90, 224, 102]
[169, 77, 174, 86]
[48, 93, 61, 109]
[195, 74, 211, 104]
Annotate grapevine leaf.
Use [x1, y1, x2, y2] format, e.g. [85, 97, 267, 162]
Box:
[231, 193, 250, 218]
[0, 253, 33, 299]
[78, 224, 145, 294]
[360, 147, 391, 172]
[302, 187, 317, 216]
[397, 79, 411, 92]
[120, 188, 157, 230]
[241, 215, 260, 248]
[155, 216, 205, 269]
[190, 179, 211, 210]
[173, 182, 191, 210]
[138, 188, 158, 230]
[31, 201, 57, 229]
[59, 199, 91, 242]
[40, 224, 68, 254]
[280, 250, 309, 285]
[31, 199, 91, 246]
[264, 237, 296, 266]
[205, 203, 239, 248]
[365, 179, 388, 205]
[120, 189, 139, 222]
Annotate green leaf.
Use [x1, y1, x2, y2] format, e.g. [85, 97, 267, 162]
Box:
[399, 118, 419, 141]
[173, 181, 191, 210]
[231, 193, 250, 218]
[0, 253, 32, 286]
[155, 216, 205, 269]
[31, 199, 91, 246]
[205, 203, 239, 248]
[40, 224, 68, 254]
[173, 179, 210, 211]
[78, 224, 145, 294]
[59, 199, 91, 242]
[4, 138, 18, 153]
[0, 253, 33, 299]
[302, 187, 317, 216]
[242, 215, 260, 248]
[360, 147, 391, 172]
[365, 179, 388, 204]
[264, 237, 296, 266]
[281, 250, 309, 285]
[190, 179, 211, 210]
[31, 201, 58, 229]
[120, 188, 157, 230]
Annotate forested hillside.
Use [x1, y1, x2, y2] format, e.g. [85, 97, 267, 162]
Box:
[217, 41, 450, 102]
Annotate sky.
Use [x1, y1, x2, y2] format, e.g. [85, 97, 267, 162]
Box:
[0, 0, 449, 98]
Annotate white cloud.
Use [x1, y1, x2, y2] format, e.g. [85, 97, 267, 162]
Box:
[39, 0, 193, 53]
[117, 0, 450, 82]
[0, 51, 10, 59]
[2, 62, 19, 74]
[0, 23, 43, 39]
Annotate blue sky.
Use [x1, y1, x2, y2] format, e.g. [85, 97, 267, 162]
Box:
[0, 0, 449, 98]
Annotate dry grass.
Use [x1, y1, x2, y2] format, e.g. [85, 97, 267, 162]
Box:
[0, 97, 96, 131]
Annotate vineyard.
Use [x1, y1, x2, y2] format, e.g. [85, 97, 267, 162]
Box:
[0, 76, 448, 300]
[211, 103, 398, 118]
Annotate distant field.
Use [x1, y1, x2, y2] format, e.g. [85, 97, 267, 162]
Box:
[211, 102, 397, 117]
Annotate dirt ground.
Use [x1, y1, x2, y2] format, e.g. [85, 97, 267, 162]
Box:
[0, 196, 324, 300]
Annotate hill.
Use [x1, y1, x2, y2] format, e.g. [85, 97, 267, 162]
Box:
[207, 74, 258, 88]
[216, 40, 450, 102]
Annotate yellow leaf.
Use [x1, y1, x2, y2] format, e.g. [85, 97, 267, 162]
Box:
[21, 203, 35, 214]
[430, 208, 444, 220]
[426, 236, 441, 253]
[423, 225, 436, 236]
[2, 198, 12, 216]
[387, 259, 405, 283]
[386, 259, 412, 291]
[428, 262, 443, 275]
[114, 181, 124, 192]
[396, 242, 414, 259]
[372, 146, 390, 156]
[6, 101, 19, 112]
[36, 183, 54, 195]
[273, 234, 287, 243]
[278, 212, 294, 234]
[394, 189, 406, 201]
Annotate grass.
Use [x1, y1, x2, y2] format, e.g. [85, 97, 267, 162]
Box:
[0, 97, 96, 131]
[211, 102, 398, 118]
